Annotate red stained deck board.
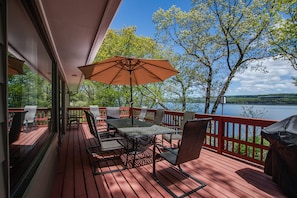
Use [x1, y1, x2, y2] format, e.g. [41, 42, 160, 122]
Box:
[51, 124, 286, 198]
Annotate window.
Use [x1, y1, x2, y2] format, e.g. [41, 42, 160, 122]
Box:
[8, 60, 53, 193]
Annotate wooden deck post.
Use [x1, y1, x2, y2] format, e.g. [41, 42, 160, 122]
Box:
[217, 117, 224, 154]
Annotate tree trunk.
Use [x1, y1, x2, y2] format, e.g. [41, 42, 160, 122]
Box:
[204, 66, 212, 114]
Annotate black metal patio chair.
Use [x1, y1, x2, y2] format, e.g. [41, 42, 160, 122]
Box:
[162, 111, 195, 147]
[9, 111, 27, 144]
[89, 105, 106, 125]
[106, 107, 120, 132]
[153, 109, 164, 125]
[84, 110, 126, 175]
[153, 118, 212, 198]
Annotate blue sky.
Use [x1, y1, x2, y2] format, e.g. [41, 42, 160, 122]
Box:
[110, 0, 297, 96]
[110, 0, 192, 37]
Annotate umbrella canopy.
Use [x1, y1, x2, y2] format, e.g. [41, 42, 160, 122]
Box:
[78, 56, 178, 124]
[78, 56, 178, 85]
[8, 56, 24, 75]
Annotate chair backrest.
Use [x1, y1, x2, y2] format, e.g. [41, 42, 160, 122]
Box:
[84, 110, 100, 141]
[181, 111, 195, 129]
[176, 118, 212, 165]
[106, 107, 120, 119]
[89, 105, 101, 118]
[9, 111, 26, 144]
[24, 105, 37, 123]
[153, 109, 164, 125]
[138, 106, 147, 121]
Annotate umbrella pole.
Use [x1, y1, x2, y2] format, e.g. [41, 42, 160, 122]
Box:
[129, 70, 134, 126]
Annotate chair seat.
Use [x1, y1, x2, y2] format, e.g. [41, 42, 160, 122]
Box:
[159, 149, 178, 164]
[101, 140, 124, 151]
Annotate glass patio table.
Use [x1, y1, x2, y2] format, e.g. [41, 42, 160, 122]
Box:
[106, 118, 153, 129]
[106, 118, 175, 138]
[106, 118, 175, 167]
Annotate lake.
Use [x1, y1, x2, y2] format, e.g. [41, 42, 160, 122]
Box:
[162, 102, 297, 121]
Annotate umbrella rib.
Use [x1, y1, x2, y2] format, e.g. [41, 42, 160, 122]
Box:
[136, 61, 178, 82]
[88, 62, 123, 84]
[138, 64, 163, 82]
[131, 70, 139, 85]
[109, 65, 123, 84]
[140, 60, 178, 72]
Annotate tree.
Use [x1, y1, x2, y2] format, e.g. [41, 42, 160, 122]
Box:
[8, 65, 51, 108]
[164, 54, 204, 111]
[269, 0, 297, 69]
[73, 27, 174, 108]
[240, 106, 267, 118]
[153, 0, 274, 114]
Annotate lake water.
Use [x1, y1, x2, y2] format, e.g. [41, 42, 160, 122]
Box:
[162, 102, 297, 121]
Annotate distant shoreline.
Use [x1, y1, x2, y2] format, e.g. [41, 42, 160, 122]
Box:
[225, 94, 297, 105]
[165, 93, 297, 105]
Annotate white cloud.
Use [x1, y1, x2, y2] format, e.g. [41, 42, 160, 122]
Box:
[226, 58, 297, 95]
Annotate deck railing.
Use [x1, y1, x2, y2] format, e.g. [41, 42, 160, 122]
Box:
[9, 107, 51, 126]
[9, 106, 277, 166]
[195, 114, 274, 165]
[151, 109, 275, 166]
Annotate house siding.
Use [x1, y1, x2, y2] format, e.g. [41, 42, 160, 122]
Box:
[0, 0, 9, 197]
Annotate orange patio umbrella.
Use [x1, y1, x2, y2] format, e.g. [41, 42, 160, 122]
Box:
[78, 56, 178, 124]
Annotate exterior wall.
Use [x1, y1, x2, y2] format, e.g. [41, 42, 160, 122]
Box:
[0, 0, 9, 197]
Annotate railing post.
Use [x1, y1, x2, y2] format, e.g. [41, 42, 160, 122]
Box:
[217, 117, 224, 154]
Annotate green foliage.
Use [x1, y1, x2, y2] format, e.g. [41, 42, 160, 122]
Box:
[153, 0, 275, 114]
[226, 94, 297, 105]
[160, 53, 205, 111]
[240, 106, 267, 118]
[232, 131, 270, 161]
[8, 66, 51, 108]
[269, 0, 297, 69]
[94, 27, 163, 61]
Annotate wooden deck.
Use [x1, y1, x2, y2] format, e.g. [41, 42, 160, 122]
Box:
[51, 124, 286, 198]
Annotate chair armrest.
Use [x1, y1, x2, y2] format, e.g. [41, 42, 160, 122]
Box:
[167, 125, 182, 131]
[167, 125, 179, 129]
[165, 127, 182, 135]
[101, 137, 125, 142]
[164, 147, 179, 155]
[97, 132, 113, 137]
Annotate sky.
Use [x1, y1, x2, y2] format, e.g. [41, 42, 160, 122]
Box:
[110, 0, 297, 96]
